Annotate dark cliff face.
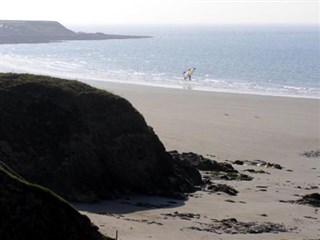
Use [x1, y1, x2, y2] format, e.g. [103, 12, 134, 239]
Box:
[0, 73, 200, 202]
[0, 167, 111, 240]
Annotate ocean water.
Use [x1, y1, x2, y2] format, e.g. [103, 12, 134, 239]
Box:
[1, 25, 319, 98]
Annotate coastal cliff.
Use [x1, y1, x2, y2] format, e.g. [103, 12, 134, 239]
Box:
[0, 73, 201, 202]
[0, 20, 150, 44]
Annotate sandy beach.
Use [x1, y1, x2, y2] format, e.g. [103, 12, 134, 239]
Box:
[77, 80, 320, 240]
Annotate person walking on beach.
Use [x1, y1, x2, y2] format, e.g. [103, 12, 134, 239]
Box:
[183, 67, 196, 81]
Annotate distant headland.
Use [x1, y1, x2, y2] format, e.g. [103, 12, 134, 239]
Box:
[0, 20, 151, 44]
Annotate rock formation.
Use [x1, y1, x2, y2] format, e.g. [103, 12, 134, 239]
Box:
[0, 73, 201, 202]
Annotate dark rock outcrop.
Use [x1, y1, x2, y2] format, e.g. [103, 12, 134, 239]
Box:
[0, 20, 150, 44]
[295, 193, 320, 207]
[0, 167, 111, 240]
[169, 151, 236, 172]
[211, 172, 253, 181]
[207, 183, 238, 196]
[0, 73, 200, 202]
[169, 151, 252, 181]
[233, 159, 283, 169]
[280, 193, 320, 207]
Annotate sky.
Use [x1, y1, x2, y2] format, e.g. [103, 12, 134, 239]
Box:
[1, 0, 319, 25]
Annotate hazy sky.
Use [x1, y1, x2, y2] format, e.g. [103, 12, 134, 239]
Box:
[1, 0, 319, 25]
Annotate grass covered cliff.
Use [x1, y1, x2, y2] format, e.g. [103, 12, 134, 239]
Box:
[0, 73, 201, 202]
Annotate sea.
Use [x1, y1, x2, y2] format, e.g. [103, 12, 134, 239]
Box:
[1, 25, 319, 98]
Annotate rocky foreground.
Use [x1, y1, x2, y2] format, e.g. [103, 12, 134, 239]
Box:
[79, 150, 319, 239]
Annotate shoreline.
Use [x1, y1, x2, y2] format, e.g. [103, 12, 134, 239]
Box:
[0, 68, 318, 99]
[80, 77, 320, 100]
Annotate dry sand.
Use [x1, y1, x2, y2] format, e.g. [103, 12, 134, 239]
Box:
[77, 80, 320, 240]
